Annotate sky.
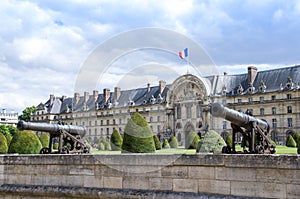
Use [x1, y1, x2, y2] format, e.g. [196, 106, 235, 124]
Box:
[1, 0, 300, 113]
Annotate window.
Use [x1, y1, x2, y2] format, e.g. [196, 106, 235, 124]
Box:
[237, 99, 242, 104]
[223, 121, 227, 130]
[260, 108, 264, 116]
[95, 128, 97, 134]
[89, 121, 92, 126]
[259, 96, 264, 102]
[186, 104, 192, 119]
[272, 119, 277, 128]
[150, 117, 153, 122]
[177, 105, 181, 119]
[106, 120, 109, 125]
[113, 119, 116, 125]
[287, 94, 292, 100]
[248, 97, 253, 103]
[196, 104, 202, 118]
[95, 120, 97, 126]
[106, 128, 109, 136]
[157, 125, 161, 133]
[288, 118, 293, 127]
[271, 95, 276, 101]
[157, 116, 160, 122]
[119, 118, 122, 125]
[100, 120, 103, 125]
[272, 107, 276, 115]
[287, 106, 292, 113]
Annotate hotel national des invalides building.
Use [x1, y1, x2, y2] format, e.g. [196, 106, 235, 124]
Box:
[30, 65, 300, 145]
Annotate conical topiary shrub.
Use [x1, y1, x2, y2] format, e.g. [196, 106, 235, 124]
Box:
[8, 130, 42, 154]
[0, 133, 8, 154]
[197, 130, 226, 153]
[286, 134, 297, 147]
[153, 135, 162, 150]
[39, 132, 50, 148]
[293, 132, 300, 147]
[169, 135, 178, 148]
[121, 112, 155, 153]
[185, 131, 200, 149]
[162, 138, 170, 149]
[225, 135, 232, 149]
[110, 129, 123, 151]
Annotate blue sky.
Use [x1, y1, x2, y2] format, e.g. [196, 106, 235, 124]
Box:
[1, 0, 300, 112]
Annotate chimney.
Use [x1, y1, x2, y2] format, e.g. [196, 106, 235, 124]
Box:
[114, 87, 121, 101]
[147, 83, 151, 93]
[103, 88, 110, 102]
[84, 91, 89, 103]
[248, 66, 258, 85]
[93, 90, 98, 101]
[159, 80, 166, 94]
[50, 94, 54, 105]
[74, 92, 80, 104]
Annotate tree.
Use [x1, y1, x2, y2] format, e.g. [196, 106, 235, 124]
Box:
[121, 112, 155, 153]
[197, 130, 226, 153]
[18, 106, 36, 122]
[8, 130, 42, 154]
[0, 125, 10, 136]
[185, 131, 200, 149]
[110, 129, 123, 151]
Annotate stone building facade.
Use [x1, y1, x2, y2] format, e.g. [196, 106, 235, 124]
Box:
[30, 65, 300, 145]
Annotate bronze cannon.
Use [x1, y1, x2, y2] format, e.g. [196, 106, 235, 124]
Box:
[17, 120, 90, 154]
[211, 103, 276, 154]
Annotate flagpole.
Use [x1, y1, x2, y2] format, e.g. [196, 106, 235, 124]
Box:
[186, 48, 189, 74]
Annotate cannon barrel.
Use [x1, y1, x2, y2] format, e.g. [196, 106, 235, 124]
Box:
[17, 120, 86, 137]
[211, 103, 269, 131]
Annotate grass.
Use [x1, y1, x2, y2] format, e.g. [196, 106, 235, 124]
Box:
[91, 145, 298, 155]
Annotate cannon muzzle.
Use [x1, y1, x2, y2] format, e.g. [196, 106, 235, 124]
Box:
[17, 120, 86, 137]
[211, 103, 269, 131]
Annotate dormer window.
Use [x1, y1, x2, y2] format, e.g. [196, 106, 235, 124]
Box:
[259, 80, 266, 93]
[247, 84, 255, 94]
[237, 84, 244, 94]
[150, 95, 156, 104]
[222, 86, 227, 95]
[286, 76, 294, 90]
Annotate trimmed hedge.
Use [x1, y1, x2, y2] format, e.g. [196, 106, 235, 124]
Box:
[110, 129, 123, 151]
[293, 132, 300, 147]
[286, 134, 297, 147]
[162, 138, 170, 149]
[225, 135, 232, 149]
[122, 112, 155, 153]
[153, 135, 162, 150]
[0, 133, 8, 154]
[169, 135, 178, 148]
[196, 130, 226, 153]
[39, 132, 50, 148]
[8, 130, 42, 154]
[185, 131, 200, 149]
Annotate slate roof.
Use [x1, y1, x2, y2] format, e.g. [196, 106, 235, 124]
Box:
[208, 65, 300, 96]
[39, 65, 300, 114]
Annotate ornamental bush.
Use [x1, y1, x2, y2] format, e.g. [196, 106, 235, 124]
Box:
[98, 142, 105, 151]
[185, 131, 200, 149]
[0, 133, 8, 154]
[8, 130, 42, 154]
[196, 130, 226, 153]
[153, 135, 162, 150]
[122, 112, 155, 153]
[293, 132, 300, 147]
[39, 132, 50, 148]
[169, 135, 178, 148]
[5, 133, 12, 147]
[162, 138, 170, 149]
[225, 135, 232, 149]
[286, 134, 297, 147]
[110, 129, 123, 151]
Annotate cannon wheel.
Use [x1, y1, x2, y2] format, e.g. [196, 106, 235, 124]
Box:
[61, 146, 69, 154]
[40, 148, 50, 154]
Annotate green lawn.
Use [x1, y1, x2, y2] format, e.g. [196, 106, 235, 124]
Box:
[91, 145, 298, 155]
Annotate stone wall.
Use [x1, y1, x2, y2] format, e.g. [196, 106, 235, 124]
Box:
[0, 154, 299, 198]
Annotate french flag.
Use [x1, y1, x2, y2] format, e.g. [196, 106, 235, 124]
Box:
[179, 48, 188, 59]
